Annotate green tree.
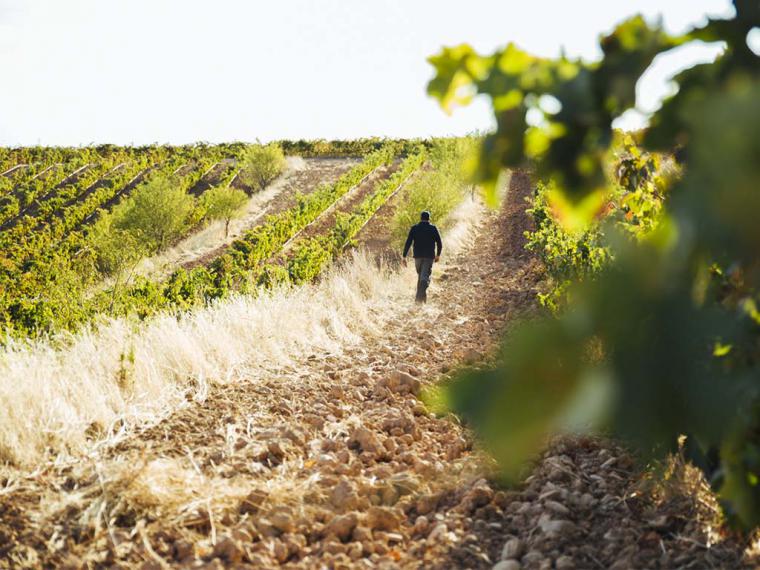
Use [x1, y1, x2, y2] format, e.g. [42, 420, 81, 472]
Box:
[113, 177, 195, 252]
[237, 144, 286, 192]
[201, 185, 249, 237]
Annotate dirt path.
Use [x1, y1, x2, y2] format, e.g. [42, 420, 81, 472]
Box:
[0, 174, 750, 569]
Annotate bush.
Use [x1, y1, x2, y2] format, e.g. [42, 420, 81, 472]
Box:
[113, 177, 195, 253]
[201, 185, 248, 237]
[391, 138, 473, 245]
[237, 144, 286, 192]
[87, 215, 146, 279]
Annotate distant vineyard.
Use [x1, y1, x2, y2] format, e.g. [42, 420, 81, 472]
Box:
[0, 139, 435, 339]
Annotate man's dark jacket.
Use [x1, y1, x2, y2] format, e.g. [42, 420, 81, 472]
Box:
[403, 221, 443, 259]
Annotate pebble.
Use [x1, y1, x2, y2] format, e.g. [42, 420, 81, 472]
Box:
[173, 539, 194, 561]
[579, 493, 595, 509]
[545, 500, 570, 517]
[493, 560, 521, 570]
[366, 506, 402, 531]
[501, 537, 524, 560]
[413, 516, 430, 536]
[325, 513, 359, 542]
[383, 370, 422, 395]
[331, 479, 359, 511]
[350, 427, 383, 454]
[427, 523, 449, 542]
[212, 536, 243, 563]
[461, 485, 494, 512]
[521, 551, 544, 567]
[239, 489, 268, 515]
[462, 348, 483, 364]
[347, 542, 363, 560]
[352, 526, 372, 542]
[416, 494, 439, 515]
[270, 511, 294, 533]
[538, 516, 578, 538]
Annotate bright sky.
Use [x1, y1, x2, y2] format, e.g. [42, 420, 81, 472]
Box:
[0, 0, 733, 146]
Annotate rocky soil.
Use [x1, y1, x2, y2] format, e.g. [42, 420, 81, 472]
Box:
[0, 172, 753, 569]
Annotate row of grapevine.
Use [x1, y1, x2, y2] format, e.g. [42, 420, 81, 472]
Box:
[0, 157, 98, 220]
[286, 149, 426, 283]
[222, 144, 397, 273]
[0, 140, 441, 339]
[0, 149, 161, 266]
[0, 145, 132, 177]
[525, 135, 675, 311]
[88, 144, 400, 321]
[0, 140, 404, 177]
[0, 160, 66, 200]
[0, 145, 252, 337]
[276, 137, 408, 158]
[1, 144, 253, 264]
[0, 143, 400, 337]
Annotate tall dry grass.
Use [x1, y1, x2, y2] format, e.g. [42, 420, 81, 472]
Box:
[0, 195, 482, 469]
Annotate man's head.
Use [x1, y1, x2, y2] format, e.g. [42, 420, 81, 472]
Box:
[420, 211, 431, 222]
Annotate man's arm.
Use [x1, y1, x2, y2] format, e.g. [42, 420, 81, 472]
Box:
[403, 226, 414, 257]
[434, 226, 443, 258]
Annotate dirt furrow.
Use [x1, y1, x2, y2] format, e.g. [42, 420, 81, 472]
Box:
[275, 162, 398, 262]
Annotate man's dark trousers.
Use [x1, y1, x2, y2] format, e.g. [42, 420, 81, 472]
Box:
[414, 258, 434, 303]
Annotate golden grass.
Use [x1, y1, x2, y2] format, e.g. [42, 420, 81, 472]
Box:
[0, 195, 483, 470]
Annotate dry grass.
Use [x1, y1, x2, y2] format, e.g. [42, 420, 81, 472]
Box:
[0, 195, 482, 470]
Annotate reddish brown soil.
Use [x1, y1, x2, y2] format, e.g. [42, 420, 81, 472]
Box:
[273, 162, 400, 268]
[189, 160, 237, 197]
[351, 169, 411, 265]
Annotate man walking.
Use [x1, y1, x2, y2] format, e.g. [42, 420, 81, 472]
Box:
[403, 211, 443, 303]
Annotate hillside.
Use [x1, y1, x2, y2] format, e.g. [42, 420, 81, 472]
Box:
[0, 172, 751, 569]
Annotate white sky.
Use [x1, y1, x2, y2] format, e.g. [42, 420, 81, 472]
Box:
[0, 0, 733, 146]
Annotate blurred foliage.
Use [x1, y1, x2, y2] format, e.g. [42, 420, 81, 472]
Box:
[526, 134, 676, 311]
[429, 2, 760, 528]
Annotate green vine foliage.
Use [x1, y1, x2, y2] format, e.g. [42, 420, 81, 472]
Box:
[79, 143, 403, 330]
[287, 148, 426, 284]
[429, 2, 760, 528]
[526, 135, 676, 311]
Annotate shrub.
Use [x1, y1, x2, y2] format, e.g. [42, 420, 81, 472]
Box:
[201, 185, 248, 237]
[237, 144, 286, 192]
[113, 177, 195, 253]
[391, 138, 473, 245]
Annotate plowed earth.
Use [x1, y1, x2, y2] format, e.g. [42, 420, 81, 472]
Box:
[0, 173, 751, 569]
